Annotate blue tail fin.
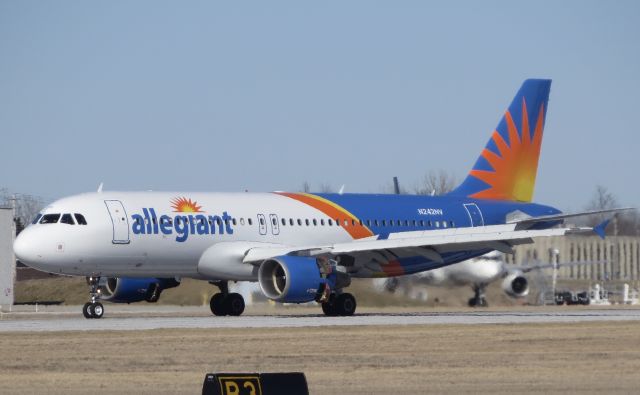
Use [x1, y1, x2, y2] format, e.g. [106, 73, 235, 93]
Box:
[450, 79, 551, 202]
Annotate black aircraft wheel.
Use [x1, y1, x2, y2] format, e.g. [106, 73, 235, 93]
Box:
[335, 293, 357, 316]
[321, 301, 336, 316]
[83, 302, 93, 319]
[468, 297, 478, 307]
[91, 302, 104, 318]
[225, 293, 245, 316]
[210, 293, 227, 316]
[321, 294, 338, 316]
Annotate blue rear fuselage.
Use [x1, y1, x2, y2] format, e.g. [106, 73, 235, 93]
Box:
[311, 193, 561, 275]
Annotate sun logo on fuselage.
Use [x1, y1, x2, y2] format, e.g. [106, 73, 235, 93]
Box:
[170, 197, 203, 213]
[469, 98, 545, 202]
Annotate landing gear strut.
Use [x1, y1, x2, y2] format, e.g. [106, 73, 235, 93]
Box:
[468, 284, 488, 307]
[209, 281, 245, 316]
[321, 292, 357, 316]
[83, 276, 105, 319]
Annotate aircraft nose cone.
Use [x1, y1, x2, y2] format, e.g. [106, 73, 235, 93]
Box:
[13, 230, 37, 265]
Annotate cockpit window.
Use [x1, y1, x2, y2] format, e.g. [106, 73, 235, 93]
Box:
[40, 214, 61, 224]
[60, 214, 75, 225]
[74, 213, 87, 225]
[31, 213, 43, 225]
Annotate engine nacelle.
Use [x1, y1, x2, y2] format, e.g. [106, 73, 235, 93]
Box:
[259, 256, 348, 303]
[501, 272, 529, 298]
[197, 241, 283, 281]
[99, 277, 180, 303]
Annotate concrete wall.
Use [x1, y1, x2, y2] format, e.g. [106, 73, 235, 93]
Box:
[0, 208, 15, 308]
[507, 235, 640, 281]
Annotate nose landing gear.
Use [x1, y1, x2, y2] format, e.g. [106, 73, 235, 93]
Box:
[83, 276, 105, 319]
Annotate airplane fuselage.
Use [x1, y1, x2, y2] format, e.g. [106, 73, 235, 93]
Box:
[15, 191, 560, 280]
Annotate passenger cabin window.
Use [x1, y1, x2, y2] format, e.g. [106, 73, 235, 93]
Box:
[60, 214, 75, 225]
[40, 214, 61, 224]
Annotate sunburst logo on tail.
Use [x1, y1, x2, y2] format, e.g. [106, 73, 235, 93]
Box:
[170, 197, 203, 213]
[468, 99, 545, 202]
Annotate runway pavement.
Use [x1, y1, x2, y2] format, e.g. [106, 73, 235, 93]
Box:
[1, 306, 640, 332]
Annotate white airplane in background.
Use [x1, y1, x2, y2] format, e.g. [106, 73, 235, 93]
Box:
[12, 79, 627, 319]
[380, 252, 600, 307]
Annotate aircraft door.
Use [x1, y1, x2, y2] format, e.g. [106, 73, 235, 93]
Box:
[269, 214, 280, 235]
[257, 214, 267, 235]
[104, 200, 131, 244]
[463, 203, 485, 227]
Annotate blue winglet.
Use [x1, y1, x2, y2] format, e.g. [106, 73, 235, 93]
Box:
[594, 219, 611, 240]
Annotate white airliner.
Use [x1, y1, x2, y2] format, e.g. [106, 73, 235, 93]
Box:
[12, 79, 624, 318]
[380, 252, 597, 307]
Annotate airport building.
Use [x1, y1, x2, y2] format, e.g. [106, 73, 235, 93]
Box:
[509, 235, 640, 281]
[0, 207, 16, 308]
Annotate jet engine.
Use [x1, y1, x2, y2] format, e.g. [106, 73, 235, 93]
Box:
[501, 272, 529, 298]
[99, 277, 180, 303]
[258, 256, 349, 303]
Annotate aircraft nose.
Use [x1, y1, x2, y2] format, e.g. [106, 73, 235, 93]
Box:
[13, 229, 39, 265]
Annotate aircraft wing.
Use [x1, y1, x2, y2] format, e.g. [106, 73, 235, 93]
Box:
[515, 260, 607, 273]
[509, 207, 635, 228]
[242, 222, 594, 264]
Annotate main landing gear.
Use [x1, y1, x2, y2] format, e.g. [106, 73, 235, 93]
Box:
[321, 292, 357, 316]
[468, 284, 488, 307]
[83, 276, 105, 319]
[209, 281, 245, 316]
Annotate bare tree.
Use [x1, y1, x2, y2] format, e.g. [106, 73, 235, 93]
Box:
[414, 170, 458, 196]
[583, 185, 639, 235]
[586, 185, 618, 211]
[318, 183, 335, 193]
[300, 181, 311, 193]
[0, 188, 46, 233]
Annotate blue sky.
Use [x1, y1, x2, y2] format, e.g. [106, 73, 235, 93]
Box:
[1, 1, 638, 210]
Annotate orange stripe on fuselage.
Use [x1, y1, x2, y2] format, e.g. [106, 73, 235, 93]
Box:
[275, 192, 374, 240]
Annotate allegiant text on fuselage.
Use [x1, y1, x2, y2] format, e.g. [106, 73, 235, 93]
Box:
[131, 208, 234, 242]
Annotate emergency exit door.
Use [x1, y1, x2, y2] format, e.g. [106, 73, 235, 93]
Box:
[463, 203, 485, 227]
